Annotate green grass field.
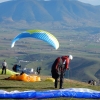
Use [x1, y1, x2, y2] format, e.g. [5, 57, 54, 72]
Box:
[0, 73, 100, 100]
[0, 23, 100, 100]
[0, 26, 100, 82]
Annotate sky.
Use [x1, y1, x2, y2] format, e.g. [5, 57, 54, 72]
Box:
[78, 0, 100, 5]
[0, 0, 10, 3]
[0, 0, 100, 5]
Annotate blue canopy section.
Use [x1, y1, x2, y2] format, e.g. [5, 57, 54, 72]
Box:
[11, 30, 59, 50]
[0, 88, 100, 99]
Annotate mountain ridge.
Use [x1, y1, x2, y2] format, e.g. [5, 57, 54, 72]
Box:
[0, 0, 100, 24]
[0, 0, 100, 81]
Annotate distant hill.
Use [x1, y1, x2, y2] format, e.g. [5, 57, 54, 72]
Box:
[0, 0, 100, 82]
[22, 53, 100, 82]
[0, 0, 100, 25]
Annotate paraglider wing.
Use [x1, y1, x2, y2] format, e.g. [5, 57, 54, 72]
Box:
[11, 32, 31, 48]
[0, 88, 100, 99]
[11, 30, 59, 50]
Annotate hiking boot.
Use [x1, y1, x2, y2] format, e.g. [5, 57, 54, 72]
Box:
[59, 87, 64, 89]
[55, 86, 57, 88]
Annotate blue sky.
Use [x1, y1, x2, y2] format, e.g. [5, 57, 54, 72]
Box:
[78, 0, 100, 5]
[0, 0, 10, 3]
[0, 0, 100, 5]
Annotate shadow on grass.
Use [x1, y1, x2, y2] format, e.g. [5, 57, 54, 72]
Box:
[0, 87, 26, 89]
[40, 87, 55, 89]
[0, 87, 54, 90]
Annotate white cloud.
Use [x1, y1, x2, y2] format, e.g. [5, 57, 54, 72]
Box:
[0, 0, 100, 5]
[0, 0, 10, 3]
[78, 0, 100, 5]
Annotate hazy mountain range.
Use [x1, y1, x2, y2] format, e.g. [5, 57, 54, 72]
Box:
[0, 0, 100, 26]
[0, 0, 100, 81]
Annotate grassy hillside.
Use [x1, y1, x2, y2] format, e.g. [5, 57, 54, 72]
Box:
[0, 74, 100, 100]
[0, 23, 100, 100]
[0, 52, 99, 82]
[0, 1, 100, 100]
[0, 25, 100, 82]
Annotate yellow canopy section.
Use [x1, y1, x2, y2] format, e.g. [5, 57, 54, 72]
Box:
[9, 73, 41, 82]
[0, 69, 19, 75]
[45, 78, 55, 82]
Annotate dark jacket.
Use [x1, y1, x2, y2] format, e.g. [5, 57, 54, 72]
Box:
[51, 56, 70, 79]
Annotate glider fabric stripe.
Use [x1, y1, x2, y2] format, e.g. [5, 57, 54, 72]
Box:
[11, 30, 59, 50]
[11, 32, 30, 48]
[0, 88, 100, 99]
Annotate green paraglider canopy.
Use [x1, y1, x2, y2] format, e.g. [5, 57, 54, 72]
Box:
[11, 30, 59, 50]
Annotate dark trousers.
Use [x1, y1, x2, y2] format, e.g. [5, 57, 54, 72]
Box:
[37, 70, 40, 74]
[1, 66, 6, 74]
[55, 72, 64, 89]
